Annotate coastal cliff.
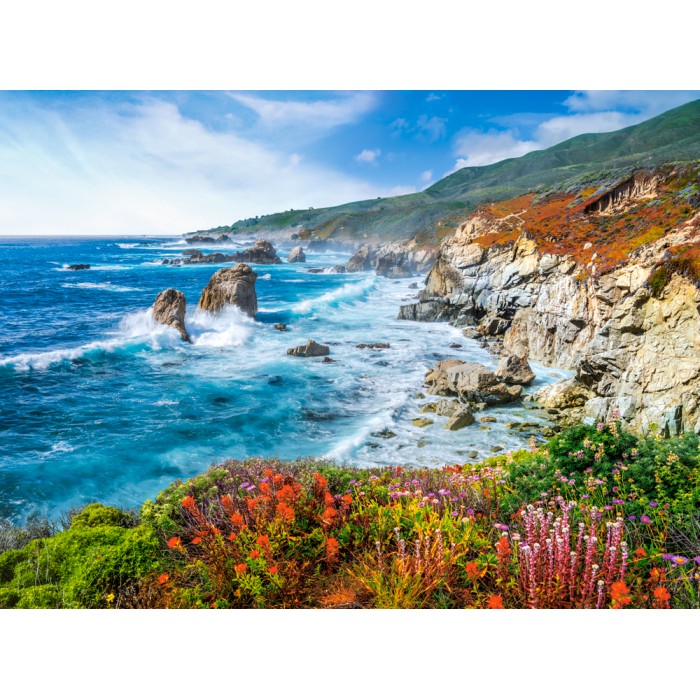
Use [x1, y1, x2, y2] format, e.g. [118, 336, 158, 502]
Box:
[402, 165, 700, 436]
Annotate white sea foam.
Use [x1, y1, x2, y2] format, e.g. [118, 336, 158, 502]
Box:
[187, 307, 254, 348]
[292, 277, 375, 314]
[62, 282, 142, 293]
[259, 273, 272, 280]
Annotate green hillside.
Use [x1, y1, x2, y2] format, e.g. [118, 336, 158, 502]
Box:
[191, 99, 700, 244]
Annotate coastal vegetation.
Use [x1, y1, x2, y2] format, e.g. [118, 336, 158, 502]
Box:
[2, 419, 698, 609]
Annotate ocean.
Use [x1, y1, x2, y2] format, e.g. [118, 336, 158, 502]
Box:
[0, 235, 569, 522]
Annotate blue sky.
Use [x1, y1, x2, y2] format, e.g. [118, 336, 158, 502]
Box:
[1, 90, 699, 235]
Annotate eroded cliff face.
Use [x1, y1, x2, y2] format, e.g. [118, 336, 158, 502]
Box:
[403, 168, 700, 436]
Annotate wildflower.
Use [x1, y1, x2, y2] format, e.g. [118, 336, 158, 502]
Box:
[230, 512, 244, 528]
[191, 536, 202, 545]
[276, 501, 295, 522]
[326, 537, 340, 563]
[640, 515, 652, 525]
[321, 506, 337, 524]
[694, 557, 700, 566]
[181, 496, 196, 511]
[465, 562, 479, 579]
[627, 515, 636, 521]
[106, 593, 115, 603]
[227, 532, 237, 542]
[653, 587, 671, 607]
[167, 536, 182, 549]
[487, 595, 504, 609]
[157, 573, 169, 585]
[250, 549, 261, 559]
[635, 548, 646, 558]
[235, 563, 248, 575]
[610, 581, 631, 608]
[493, 523, 509, 532]
[268, 565, 279, 575]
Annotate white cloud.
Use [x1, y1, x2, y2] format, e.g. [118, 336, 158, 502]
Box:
[421, 169, 433, 183]
[0, 97, 383, 236]
[355, 148, 381, 164]
[452, 129, 538, 168]
[563, 90, 700, 114]
[230, 91, 376, 132]
[389, 185, 417, 196]
[416, 115, 447, 142]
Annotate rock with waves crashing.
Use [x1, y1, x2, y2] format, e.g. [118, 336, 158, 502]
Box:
[233, 239, 282, 264]
[287, 339, 330, 357]
[287, 246, 306, 263]
[67, 264, 90, 271]
[153, 288, 190, 342]
[198, 264, 258, 318]
[345, 245, 373, 272]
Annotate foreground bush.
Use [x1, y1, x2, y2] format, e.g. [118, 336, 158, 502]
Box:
[1, 420, 699, 608]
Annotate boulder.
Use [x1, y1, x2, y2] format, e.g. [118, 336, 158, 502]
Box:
[233, 239, 282, 265]
[375, 251, 413, 278]
[412, 418, 433, 428]
[287, 246, 306, 263]
[435, 399, 461, 417]
[67, 264, 90, 270]
[287, 340, 330, 357]
[153, 288, 190, 342]
[346, 245, 373, 272]
[496, 354, 536, 385]
[274, 323, 288, 331]
[424, 360, 464, 396]
[444, 407, 475, 430]
[198, 264, 258, 317]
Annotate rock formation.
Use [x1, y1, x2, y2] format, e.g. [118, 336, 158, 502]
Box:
[153, 288, 190, 342]
[198, 264, 258, 318]
[287, 340, 330, 357]
[345, 242, 437, 277]
[287, 246, 306, 263]
[496, 355, 535, 385]
[402, 165, 700, 435]
[67, 264, 90, 271]
[162, 239, 281, 266]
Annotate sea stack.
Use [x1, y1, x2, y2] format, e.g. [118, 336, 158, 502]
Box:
[198, 264, 258, 318]
[287, 246, 306, 263]
[153, 288, 190, 342]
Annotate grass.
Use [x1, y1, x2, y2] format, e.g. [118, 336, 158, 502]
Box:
[1, 420, 699, 609]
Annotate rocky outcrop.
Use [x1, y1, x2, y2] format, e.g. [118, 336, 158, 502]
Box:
[198, 264, 258, 317]
[287, 340, 330, 357]
[287, 246, 306, 263]
[496, 354, 535, 385]
[424, 360, 523, 406]
[345, 242, 437, 277]
[185, 234, 230, 244]
[444, 407, 475, 431]
[163, 239, 281, 266]
[406, 169, 700, 435]
[67, 264, 90, 270]
[153, 288, 190, 342]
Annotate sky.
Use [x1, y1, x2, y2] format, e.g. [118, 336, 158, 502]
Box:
[1, 90, 699, 236]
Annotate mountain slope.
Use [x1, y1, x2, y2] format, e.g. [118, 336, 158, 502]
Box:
[190, 99, 700, 244]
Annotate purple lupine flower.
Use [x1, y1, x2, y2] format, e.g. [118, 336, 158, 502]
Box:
[466, 509, 475, 516]
[240, 482, 250, 489]
[628, 515, 636, 521]
[260, 477, 270, 483]
[662, 553, 676, 561]
[612, 499, 624, 505]
[649, 502, 658, 508]
[640, 515, 652, 524]
[451, 511, 459, 517]
[603, 505, 613, 511]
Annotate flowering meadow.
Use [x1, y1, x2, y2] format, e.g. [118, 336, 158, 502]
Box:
[1, 419, 699, 609]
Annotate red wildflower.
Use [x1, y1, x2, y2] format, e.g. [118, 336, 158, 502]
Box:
[653, 586, 671, 608]
[341, 494, 353, 508]
[230, 512, 244, 528]
[276, 502, 295, 522]
[465, 561, 479, 579]
[259, 481, 271, 496]
[635, 547, 646, 558]
[221, 494, 234, 515]
[649, 567, 666, 584]
[191, 537, 202, 545]
[246, 497, 260, 513]
[277, 484, 297, 503]
[326, 537, 339, 564]
[181, 496, 196, 512]
[321, 506, 337, 524]
[610, 581, 631, 608]
[227, 532, 237, 542]
[256, 534, 270, 548]
[263, 468, 274, 478]
[324, 491, 336, 507]
[250, 549, 261, 559]
[313, 472, 328, 490]
[235, 563, 248, 576]
[167, 536, 182, 549]
[272, 474, 285, 487]
[268, 565, 279, 575]
[487, 595, 504, 609]
[495, 537, 511, 556]
[157, 573, 169, 585]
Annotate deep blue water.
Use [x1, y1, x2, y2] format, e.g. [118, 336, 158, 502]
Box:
[0, 236, 569, 522]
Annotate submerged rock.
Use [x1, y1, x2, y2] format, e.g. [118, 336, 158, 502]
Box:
[198, 264, 258, 317]
[412, 417, 433, 428]
[287, 339, 330, 357]
[287, 246, 306, 263]
[153, 288, 190, 342]
[66, 264, 90, 271]
[444, 407, 475, 430]
[274, 323, 288, 331]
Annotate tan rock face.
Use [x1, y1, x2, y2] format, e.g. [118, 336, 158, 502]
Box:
[198, 264, 258, 317]
[414, 188, 700, 436]
[287, 340, 330, 357]
[153, 288, 190, 342]
[287, 246, 306, 263]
